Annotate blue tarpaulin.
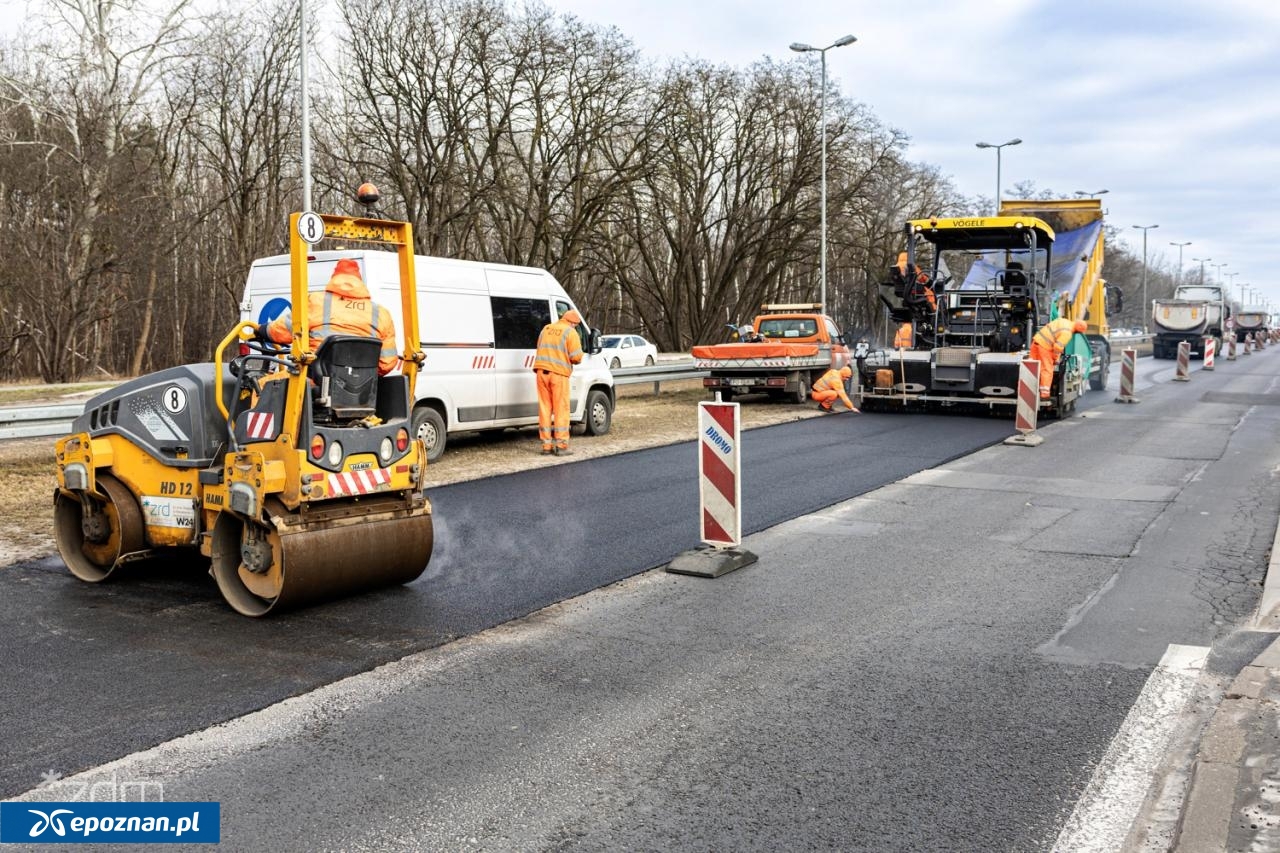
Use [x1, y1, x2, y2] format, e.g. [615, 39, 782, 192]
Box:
[958, 220, 1102, 301]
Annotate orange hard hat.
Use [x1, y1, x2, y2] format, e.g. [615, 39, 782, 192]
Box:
[561, 308, 582, 325]
[332, 258, 362, 279]
[839, 365, 853, 379]
[1073, 320, 1088, 333]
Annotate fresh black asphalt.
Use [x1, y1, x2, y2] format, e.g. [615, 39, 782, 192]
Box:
[0, 410, 1012, 797]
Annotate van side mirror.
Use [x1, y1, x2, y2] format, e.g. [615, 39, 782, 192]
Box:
[588, 327, 603, 355]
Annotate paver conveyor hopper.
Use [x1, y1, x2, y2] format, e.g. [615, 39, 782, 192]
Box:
[52, 212, 433, 615]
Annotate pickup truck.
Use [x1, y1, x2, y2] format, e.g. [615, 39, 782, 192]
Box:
[693, 304, 850, 403]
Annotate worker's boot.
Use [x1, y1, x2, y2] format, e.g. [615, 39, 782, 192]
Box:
[556, 446, 572, 456]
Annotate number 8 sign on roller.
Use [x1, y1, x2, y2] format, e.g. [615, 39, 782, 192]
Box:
[296, 211, 324, 245]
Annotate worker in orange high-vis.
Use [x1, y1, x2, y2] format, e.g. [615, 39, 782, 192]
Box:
[533, 307, 585, 455]
[259, 258, 400, 375]
[894, 322, 913, 349]
[1029, 318, 1087, 399]
[811, 365, 859, 413]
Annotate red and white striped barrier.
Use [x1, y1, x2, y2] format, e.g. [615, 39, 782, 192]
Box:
[1203, 336, 1216, 371]
[1245, 333, 1254, 355]
[1228, 335, 1237, 361]
[1173, 341, 1191, 381]
[1004, 358, 1044, 446]
[1115, 347, 1140, 403]
[697, 400, 742, 547]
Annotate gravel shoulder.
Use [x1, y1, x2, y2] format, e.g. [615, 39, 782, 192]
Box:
[0, 380, 825, 565]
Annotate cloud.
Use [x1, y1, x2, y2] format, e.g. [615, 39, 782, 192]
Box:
[543, 0, 1280, 301]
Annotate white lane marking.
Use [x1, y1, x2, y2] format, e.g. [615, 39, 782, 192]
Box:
[1052, 643, 1209, 852]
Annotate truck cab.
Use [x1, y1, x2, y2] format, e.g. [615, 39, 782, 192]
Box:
[694, 304, 850, 404]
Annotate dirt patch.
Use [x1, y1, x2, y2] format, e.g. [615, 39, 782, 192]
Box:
[0, 379, 833, 564]
[0, 382, 118, 406]
[0, 438, 58, 564]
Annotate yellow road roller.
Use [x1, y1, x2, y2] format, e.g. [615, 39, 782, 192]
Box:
[53, 212, 433, 615]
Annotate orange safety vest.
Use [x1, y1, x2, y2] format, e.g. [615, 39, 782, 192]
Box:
[812, 368, 848, 395]
[894, 323, 913, 348]
[533, 318, 584, 376]
[1032, 318, 1078, 356]
[267, 265, 399, 375]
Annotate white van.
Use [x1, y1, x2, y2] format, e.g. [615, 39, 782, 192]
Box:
[239, 249, 615, 461]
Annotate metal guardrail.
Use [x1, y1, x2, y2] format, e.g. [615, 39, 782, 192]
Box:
[612, 362, 708, 391]
[0, 342, 1157, 439]
[0, 365, 712, 440]
[0, 403, 83, 441]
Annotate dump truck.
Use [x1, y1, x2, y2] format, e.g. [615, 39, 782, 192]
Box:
[694, 304, 851, 403]
[1152, 284, 1231, 358]
[53, 212, 433, 616]
[854, 199, 1119, 415]
[997, 199, 1116, 390]
[1233, 306, 1269, 343]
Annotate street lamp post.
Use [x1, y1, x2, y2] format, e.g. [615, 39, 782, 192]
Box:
[1192, 257, 1211, 285]
[1211, 262, 1228, 285]
[1074, 189, 1109, 198]
[976, 138, 1022, 214]
[300, 0, 311, 211]
[1224, 271, 1240, 302]
[1133, 224, 1159, 332]
[1169, 241, 1191, 282]
[791, 33, 857, 319]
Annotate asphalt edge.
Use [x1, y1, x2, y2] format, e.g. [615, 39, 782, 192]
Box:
[1163, 514, 1280, 851]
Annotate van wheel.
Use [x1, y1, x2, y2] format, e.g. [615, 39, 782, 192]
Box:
[412, 406, 447, 463]
[584, 389, 612, 436]
[789, 377, 809, 405]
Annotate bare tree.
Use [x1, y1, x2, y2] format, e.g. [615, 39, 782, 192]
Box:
[0, 0, 193, 380]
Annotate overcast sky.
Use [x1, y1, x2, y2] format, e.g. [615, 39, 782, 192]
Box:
[4, 1, 1276, 304]
[542, 0, 1280, 307]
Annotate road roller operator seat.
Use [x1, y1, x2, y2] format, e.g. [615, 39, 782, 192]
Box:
[311, 334, 381, 423]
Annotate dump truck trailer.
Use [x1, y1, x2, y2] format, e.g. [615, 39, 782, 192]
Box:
[1233, 306, 1269, 343]
[1152, 284, 1231, 358]
[997, 199, 1117, 390]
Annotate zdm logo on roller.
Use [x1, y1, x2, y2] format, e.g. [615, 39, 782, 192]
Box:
[704, 425, 732, 455]
[1, 801, 220, 844]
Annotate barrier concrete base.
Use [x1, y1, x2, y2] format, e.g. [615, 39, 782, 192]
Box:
[666, 545, 758, 578]
[1115, 394, 1141, 404]
[1003, 431, 1044, 447]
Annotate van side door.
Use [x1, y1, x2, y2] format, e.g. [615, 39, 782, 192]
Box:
[490, 294, 550, 422]
[417, 285, 497, 425]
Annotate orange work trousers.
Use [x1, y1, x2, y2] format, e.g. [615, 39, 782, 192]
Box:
[536, 370, 572, 450]
[811, 387, 853, 410]
[1027, 342, 1060, 398]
